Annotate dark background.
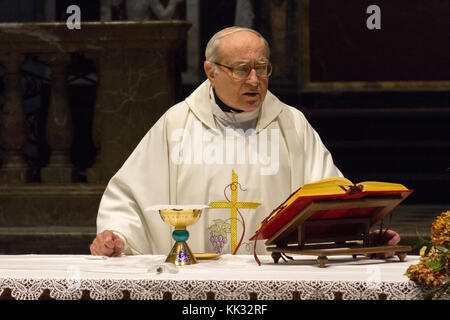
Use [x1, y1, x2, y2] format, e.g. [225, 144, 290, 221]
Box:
[309, 0, 450, 82]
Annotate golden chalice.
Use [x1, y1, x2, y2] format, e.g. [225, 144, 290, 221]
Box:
[155, 205, 208, 265]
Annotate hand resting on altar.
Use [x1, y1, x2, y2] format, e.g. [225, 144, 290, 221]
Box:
[90, 230, 124, 257]
[367, 229, 401, 259]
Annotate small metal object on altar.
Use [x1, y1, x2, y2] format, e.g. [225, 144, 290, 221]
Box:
[150, 205, 208, 266]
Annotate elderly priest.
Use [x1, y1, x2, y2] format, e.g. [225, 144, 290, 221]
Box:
[90, 27, 399, 258]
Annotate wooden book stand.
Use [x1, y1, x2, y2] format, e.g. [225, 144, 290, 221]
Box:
[265, 195, 412, 267]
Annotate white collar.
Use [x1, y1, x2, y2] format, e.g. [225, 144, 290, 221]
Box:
[184, 80, 283, 133]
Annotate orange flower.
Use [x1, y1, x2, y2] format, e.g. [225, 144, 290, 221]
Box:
[431, 211, 450, 247]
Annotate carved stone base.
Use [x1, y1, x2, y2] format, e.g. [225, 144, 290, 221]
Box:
[0, 168, 31, 184]
[86, 167, 102, 184]
[0, 184, 104, 254]
[0, 227, 96, 254]
[41, 167, 73, 184]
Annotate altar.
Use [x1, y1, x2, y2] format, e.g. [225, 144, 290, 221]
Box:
[0, 254, 436, 300]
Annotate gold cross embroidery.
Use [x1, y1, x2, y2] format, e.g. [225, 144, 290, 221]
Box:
[208, 170, 261, 254]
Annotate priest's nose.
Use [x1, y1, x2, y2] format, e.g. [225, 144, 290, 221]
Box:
[246, 69, 259, 86]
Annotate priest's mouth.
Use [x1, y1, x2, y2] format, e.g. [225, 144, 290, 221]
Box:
[243, 92, 259, 97]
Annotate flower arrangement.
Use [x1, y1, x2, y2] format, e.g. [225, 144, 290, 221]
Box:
[405, 211, 449, 299]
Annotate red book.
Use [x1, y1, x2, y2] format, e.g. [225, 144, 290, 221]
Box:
[250, 177, 413, 242]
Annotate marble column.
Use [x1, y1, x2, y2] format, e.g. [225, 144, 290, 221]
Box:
[85, 53, 102, 184]
[44, 0, 56, 21]
[270, 0, 288, 83]
[0, 54, 30, 184]
[182, 0, 201, 84]
[235, 0, 255, 28]
[39, 54, 74, 184]
[0, 21, 190, 184]
[100, 0, 114, 21]
[87, 50, 174, 184]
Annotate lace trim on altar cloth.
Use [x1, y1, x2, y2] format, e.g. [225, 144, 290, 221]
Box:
[0, 278, 446, 300]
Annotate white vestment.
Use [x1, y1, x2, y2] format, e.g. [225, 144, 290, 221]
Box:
[97, 80, 343, 255]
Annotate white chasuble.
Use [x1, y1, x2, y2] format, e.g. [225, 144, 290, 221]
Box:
[97, 80, 343, 255]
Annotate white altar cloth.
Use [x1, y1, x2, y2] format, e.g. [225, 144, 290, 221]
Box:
[0, 254, 433, 300]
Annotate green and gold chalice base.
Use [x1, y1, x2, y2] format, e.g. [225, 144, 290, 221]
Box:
[158, 206, 207, 266]
[166, 229, 197, 265]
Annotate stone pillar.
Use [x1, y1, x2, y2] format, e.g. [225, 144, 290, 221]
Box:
[182, 0, 201, 84]
[0, 21, 190, 184]
[39, 54, 74, 183]
[269, 0, 288, 84]
[0, 54, 30, 184]
[235, 0, 255, 28]
[85, 53, 103, 184]
[87, 50, 173, 184]
[100, 0, 113, 21]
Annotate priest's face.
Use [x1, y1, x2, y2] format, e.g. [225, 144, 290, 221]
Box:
[204, 31, 269, 112]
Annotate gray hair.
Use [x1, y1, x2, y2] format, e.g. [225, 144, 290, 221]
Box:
[205, 27, 271, 74]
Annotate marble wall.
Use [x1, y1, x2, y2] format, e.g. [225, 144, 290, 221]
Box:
[0, 21, 190, 184]
[0, 21, 190, 253]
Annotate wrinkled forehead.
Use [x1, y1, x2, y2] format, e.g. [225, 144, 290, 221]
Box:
[218, 31, 268, 63]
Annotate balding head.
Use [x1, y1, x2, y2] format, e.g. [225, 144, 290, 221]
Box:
[205, 27, 270, 68]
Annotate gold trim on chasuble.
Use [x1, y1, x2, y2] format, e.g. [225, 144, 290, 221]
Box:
[208, 170, 261, 254]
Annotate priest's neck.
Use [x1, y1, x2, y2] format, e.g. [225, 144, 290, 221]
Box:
[212, 88, 245, 113]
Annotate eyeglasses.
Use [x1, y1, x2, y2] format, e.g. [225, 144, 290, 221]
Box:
[211, 61, 272, 79]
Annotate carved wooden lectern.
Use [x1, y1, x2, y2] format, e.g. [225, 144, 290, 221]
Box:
[265, 195, 412, 267]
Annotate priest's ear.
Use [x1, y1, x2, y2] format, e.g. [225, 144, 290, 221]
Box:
[204, 61, 216, 86]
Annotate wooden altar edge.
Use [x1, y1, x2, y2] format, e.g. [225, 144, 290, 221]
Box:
[267, 245, 412, 267]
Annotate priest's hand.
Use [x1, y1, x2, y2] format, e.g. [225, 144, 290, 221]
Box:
[90, 230, 124, 257]
[368, 229, 400, 259]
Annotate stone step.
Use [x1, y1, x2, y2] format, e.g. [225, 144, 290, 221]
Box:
[0, 184, 104, 227]
[333, 156, 448, 174]
[0, 205, 446, 256]
[0, 184, 103, 254]
[328, 140, 450, 149]
[0, 227, 95, 254]
[381, 204, 448, 254]
[307, 109, 450, 143]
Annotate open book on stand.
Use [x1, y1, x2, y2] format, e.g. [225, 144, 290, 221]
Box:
[250, 177, 413, 267]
